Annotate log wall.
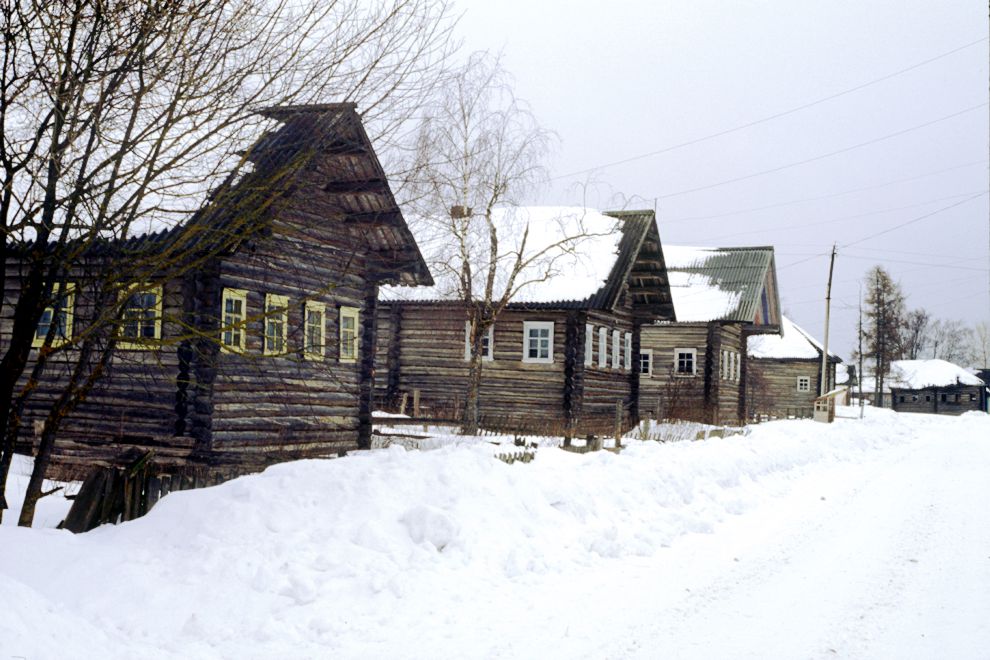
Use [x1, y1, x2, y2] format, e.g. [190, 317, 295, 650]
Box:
[374, 302, 639, 435]
[747, 358, 837, 419]
[891, 384, 985, 415]
[638, 322, 746, 425]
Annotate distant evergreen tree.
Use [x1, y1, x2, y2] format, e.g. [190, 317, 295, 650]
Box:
[861, 266, 905, 406]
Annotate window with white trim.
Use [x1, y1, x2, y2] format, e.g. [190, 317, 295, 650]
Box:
[796, 376, 811, 392]
[221, 288, 247, 352]
[611, 329, 620, 368]
[304, 301, 326, 360]
[598, 327, 607, 367]
[639, 348, 653, 377]
[339, 306, 359, 362]
[734, 352, 741, 381]
[585, 323, 593, 367]
[523, 321, 554, 364]
[264, 294, 289, 356]
[624, 332, 632, 370]
[119, 284, 163, 349]
[674, 348, 696, 375]
[34, 283, 75, 348]
[464, 321, 494, 361]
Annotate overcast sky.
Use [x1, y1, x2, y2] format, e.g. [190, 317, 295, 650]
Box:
[449, 0, 989, 362]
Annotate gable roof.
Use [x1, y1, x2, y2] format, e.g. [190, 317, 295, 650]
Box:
[748, 316, 841, 361]
[25, 104, 431, 287]
[662, 245, 779, 323]
[380, 207, 674, 316]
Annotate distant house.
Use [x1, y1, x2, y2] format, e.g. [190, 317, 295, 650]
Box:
[375, 208, 675, 435]
[888, 359, 987, 415]
[3, 104, 431, 470]
[638, 246, 781, 425]
[746, 316, 842, 418]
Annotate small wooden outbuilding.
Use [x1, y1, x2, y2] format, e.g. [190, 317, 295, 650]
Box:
[887, 359, 987, 415]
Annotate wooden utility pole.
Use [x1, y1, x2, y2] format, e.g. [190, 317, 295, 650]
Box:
[820, 244, 837, 397]
[858, 286, 865, 419]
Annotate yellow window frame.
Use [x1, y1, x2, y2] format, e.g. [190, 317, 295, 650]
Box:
[220, 288, 248, 353]
[303, 301, 326, 360]
[118, 283, 163, 350]
[339, 306, 359, 363]
[33, 282, 76, 348]
[263, 293, 289, 356]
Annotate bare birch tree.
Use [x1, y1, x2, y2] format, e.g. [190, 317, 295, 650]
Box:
[405, 52, 617, 434]
[0, 0, 454, 524]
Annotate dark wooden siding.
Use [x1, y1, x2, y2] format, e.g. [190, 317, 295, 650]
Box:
[891, 384, 984, 415]
[375, 304, 575, 431]
[205, 215, 375, 460]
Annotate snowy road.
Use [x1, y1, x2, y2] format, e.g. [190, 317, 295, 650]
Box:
[2, 409, 989, 659]
[417, 413, 990, 660]
[588, 426, 990, 660]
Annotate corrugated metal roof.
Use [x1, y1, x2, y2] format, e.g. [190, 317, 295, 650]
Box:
[664, 246, 775, 322]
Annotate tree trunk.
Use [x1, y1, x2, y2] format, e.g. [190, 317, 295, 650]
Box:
[460, 319, 487, 435]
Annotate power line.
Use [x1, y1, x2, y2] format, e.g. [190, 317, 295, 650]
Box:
[552, 36, 989, 181]
[697, 190, 987, 243]
[842, 191, 988, 248]
[655, 102, 988, 201]
[662, 158, 988, 224]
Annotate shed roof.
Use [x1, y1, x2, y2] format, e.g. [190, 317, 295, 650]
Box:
[662, 245, 777, 323]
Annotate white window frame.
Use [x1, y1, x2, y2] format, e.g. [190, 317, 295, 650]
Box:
[263, 293, 289, 356]
[464, 321, 494, 361]
[598, 327, 607, 367]
[118, 284, 163, 350]
[220, 288, 248, 352]
[624, 332, 632, 370]
[611, 329, 620, 369]
[585, 323, 594, 367]
[522, 321, 554, 364]
[33, 283, 75, 348]
[796, 376, 811, 392]
[639, 348, 653, 377]
[734, 352, 741, 382]
[674, 347, 697, 376]
[303, 301, 326, 360]
[339, 306, 360, 363]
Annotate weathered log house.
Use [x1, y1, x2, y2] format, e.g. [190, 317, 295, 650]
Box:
[375, 208, 675, 435]
[638, 246, 781, 425]
[3, 104, 431, 470]
[746, 316, 842, 419]
[887, 359, 987, 415]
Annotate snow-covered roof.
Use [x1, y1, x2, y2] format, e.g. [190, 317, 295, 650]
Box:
[748, 316, 840, 360]
[380, 207, 625, 305]
[663, 245, 775, 323]
[887, 360, 985, 390]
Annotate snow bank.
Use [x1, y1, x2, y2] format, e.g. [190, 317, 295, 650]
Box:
[1, 409, 987, 658]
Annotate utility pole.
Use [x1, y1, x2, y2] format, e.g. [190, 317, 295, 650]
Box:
[858, 285, 865, 419]
[820, 244, 837, 397]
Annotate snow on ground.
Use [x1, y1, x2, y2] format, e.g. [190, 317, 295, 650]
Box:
[2, 408, 989, 659]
